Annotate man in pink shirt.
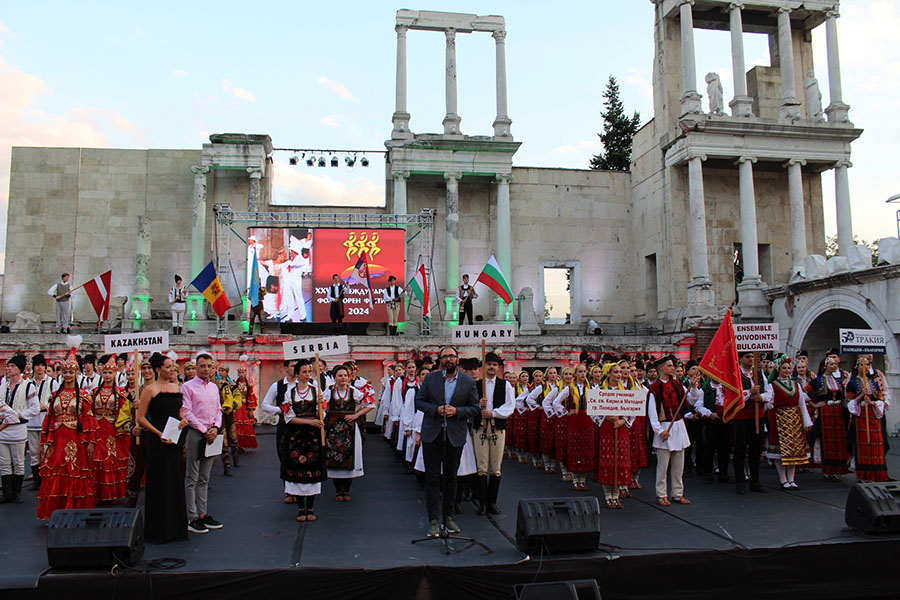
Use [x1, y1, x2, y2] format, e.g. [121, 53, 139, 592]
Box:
[181, 353, 224, 534]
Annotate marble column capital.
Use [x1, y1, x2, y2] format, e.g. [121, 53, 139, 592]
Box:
[492, 29, 507, 43]
[445, 28, 456, 49]
[784, 158, 807, 168]
[735, 155, 757, 165]
[728, 1, 744, 10]
[191, 165, 210, 175]
[687, 152, 708, 162]
[392, 170, 410, 181]
[677, 0, 695, 7]
[834, 159, 852, 169]
[825, 9, 840, 19]
[495, 173, 513, 184]
[247, 168, 262, 178]
[395, 24, 408, 37]
[443, 171, 462, 182]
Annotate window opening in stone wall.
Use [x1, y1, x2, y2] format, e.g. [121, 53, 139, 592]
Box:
[645, 254, 658, 319]
[758, 243, 772, 286]
[543, 267, 571, 325]
[733, 243, 744, 300]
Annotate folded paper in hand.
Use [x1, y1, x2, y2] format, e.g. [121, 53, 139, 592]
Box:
[205, 434, 224, 457]
[161, 417, 182, 444]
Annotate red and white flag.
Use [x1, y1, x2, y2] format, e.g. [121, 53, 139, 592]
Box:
[82, 270, 112, 322]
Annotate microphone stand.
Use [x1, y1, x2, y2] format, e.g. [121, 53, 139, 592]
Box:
[411, 370, 492, 555]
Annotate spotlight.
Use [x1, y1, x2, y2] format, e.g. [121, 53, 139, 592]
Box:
[318, 156, 326, 167]
[330, 155, 339, 167]
[306, 156, 315, 166]
[360, 156, 369, 167]
[345, 155, 356, 167]
[289, 155, 299, 166]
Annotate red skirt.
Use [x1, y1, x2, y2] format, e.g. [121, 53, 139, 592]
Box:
[539, 412, 556, 456]
[629, 416, 650, 470]
[854, 410, 889, 481]
[505, 411, 518, 449]
[234, 403, 258, 449]
[594, 420, 631, 485]
[512, 410, 528, 450]
[38, 428, 98, 519]
[566, 412, 595, 474]
[820, 404, 849, 475]
[554, 415, 569, 464]
[525, 409, 542, 454]
[93, 420, 128, 502]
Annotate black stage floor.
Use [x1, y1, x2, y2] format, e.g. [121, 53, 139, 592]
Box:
[2, 429, 900, 600]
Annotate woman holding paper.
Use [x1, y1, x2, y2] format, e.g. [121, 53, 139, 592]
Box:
[137, 353, 189, 543]
[593, 363, 632, 509]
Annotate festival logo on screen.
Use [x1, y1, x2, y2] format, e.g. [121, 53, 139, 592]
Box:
[312, 229, 405, 323]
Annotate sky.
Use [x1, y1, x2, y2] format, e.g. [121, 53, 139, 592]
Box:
[1, 1, 898, 274]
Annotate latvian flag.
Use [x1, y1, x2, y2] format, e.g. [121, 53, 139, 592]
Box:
[83, 270, 112, 322]
[409, 264, 429, 317]
[476, 255, 514, 304]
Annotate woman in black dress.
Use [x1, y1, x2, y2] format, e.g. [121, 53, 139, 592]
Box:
[137, 353, 188, 543]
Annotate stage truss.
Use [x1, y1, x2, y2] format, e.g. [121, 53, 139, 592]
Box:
[212, 205, 436, 335]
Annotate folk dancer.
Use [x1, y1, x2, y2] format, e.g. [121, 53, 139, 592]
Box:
[116, 362, 147, 507]
[733, 351, 767, 495]
[216, 365, 241, 476]
[805, 357, 849, 480]
[26, 354, 57, 492]
[551, 367, 575, 481]
[281, 359, 327, 522]
[472, 352, 515, 515]
[47, 273, 72, 334]
[327, 274, 347, 333]
[36, 347, 99, 519]
[762, 355, 812, 489]
[324, 365, 374, 502]
[232, 364, 259, 450]
[647, 355, 692, 506]
[456, 274, 478, 325]
[523, 370, 544, 469]
[623, 361, 649, 489]
[401, 367, 429, 469]
[694, 374, 733, 485]
[593, 363, 632, 508]
[503, 371, 521, 459]
[169, 275, 188, 335]
[78, 354, 101, 393]
[379, 363, 403, 441]
[91, 355, 129, 503]
[846, 357, 890, 482]
[539, 367, 562, 474]
[394, 361, 418, 463]
[510, 371, 530, 462]
[555, 364, 595, 491]
[383, 275, 404, 336]
[0, 355, 39, 504]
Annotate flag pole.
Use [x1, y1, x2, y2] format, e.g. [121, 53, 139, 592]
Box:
[315, 352, 325, 445]
[134, 348, 141, 446]
[752, 352, 760, 434]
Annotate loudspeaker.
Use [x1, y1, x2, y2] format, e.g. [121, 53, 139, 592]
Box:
[515, 497, 601, 554]
[513, 579, 601, 600]
[845, 481, 900, 533]
[47, 508, 144, 569]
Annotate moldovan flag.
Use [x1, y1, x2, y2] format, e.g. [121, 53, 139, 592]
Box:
[476, 255, 514, 304]
[192, 261, 231, 318]
[410, 264, 429, 317]
[82, 270, 112, 322]
[349, 252, 374, 308]
[698, 309, 743, 422]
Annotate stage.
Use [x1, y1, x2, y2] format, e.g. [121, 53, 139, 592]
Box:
[2, 429, 899, 600]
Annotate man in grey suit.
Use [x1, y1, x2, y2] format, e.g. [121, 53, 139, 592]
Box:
[415, 346, 480, 538]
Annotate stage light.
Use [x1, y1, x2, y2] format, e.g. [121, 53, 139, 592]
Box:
[331, 155, 339, 167]
[289, 155, 299, 166]
[306, 156, 315, 166]
[318, 156, 326, 167]
[345, 155, 356, 167]
[360, 156, 369, 167]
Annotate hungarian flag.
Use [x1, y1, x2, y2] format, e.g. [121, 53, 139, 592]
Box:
[698, 309, 743, 422]
[476, 254, 514, 304]
[82, 270, 112, 322]
[349, 252, 374, 308]
[410, 264, 429, 317]
[191, 261, 231, 318]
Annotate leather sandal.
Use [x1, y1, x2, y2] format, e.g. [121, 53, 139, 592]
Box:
[296, 508, 308, 522]
[284, 495, 297, 504]
[672, 496, 691, 504]
[605, 498, 617, 509]
[306, 511, 316, 522]
[657, 497, 671, 506]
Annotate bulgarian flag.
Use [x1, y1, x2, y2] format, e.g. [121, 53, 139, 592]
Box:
[409, 264, 429, 317]
[476, 254, 514, 304]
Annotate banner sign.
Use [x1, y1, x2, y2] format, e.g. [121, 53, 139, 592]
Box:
[450, 323, 516, 344]
[840, 329, 887, 354]
[283, 335, 350, 360]
[734, 323, 780, 352]
[585, 388, 646, 418]
[104, 331, 169, 355]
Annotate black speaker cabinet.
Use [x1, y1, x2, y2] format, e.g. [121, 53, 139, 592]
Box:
[846, 481, 900, 533]
[47, 508, 144, 569]
[514, 579, 601, 600]
[516, 497, 601, 554]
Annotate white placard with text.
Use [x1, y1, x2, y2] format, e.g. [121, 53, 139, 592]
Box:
[283, 335, 350, 360]
[733, 323, 780, 352]
[450, 324, 516, 344]
[585, 388, 646, 417]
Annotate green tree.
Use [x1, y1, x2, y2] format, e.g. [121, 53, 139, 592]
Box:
[589, 76, 641, 171]
[824, 235, 879, 266]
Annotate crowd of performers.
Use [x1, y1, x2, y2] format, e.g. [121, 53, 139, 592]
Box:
[371, 347, 893, 512]
[0, 343, 258, 542]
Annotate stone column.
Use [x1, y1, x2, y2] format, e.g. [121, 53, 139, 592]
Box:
[679, 0, 703, 115]
[824, 10, 850, 123]
[444, 172, 462, 294]
[442, 29, 462, 135]
[786, 159, 808, 274]
[735, 156, 769, 319]
[392, 24, 412, 139]
[496, 174, 512, 319]
[728, 2, 753, 117]
[687, 156, 714, 306]
[777, 7, 801, 121]
[247, 168, 261, 212]
[834, 160, 854, 257]
[134, 216, 152, 321]
[190, 166, 210, 319]
[492, 29, 512, 138]
[392, 170, 409, 216]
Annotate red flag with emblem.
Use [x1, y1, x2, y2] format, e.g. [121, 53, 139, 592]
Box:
[698, 309, 743, 422]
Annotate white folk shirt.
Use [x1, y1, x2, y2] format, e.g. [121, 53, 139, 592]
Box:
[647, 377, 691, 451]
[78, 372, 101, 393]
[27, 375, 59, 431]
[326, 284, 347, 303]
[480, 377, 516, 420]
[383, 285, 404, 303]
[0, 378, 39, 443]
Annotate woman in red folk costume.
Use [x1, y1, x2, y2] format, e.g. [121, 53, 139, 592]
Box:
[37, 346, 100, 519]
[511, 371, 531, 462]
[552, 367, 575, 481]
[539, 367, 561, 474]
[805, 357, 849, 480]
[762, 355, 812, 489]
[504, 371, 520, 459]
[91, 355, 129, 503]
[523, 370, 545, 469]
[232, 361, 258, 451]
[846, 357, 890, 482]
[593, 363, 632, 508]
[556, 364, 595, 491]
[622, 360, 649, 489]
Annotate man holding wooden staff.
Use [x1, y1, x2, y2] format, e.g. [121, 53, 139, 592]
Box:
[472, 351, 515, 516]
[646, 355, 691, 506]
[733, 351, 767, 495]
